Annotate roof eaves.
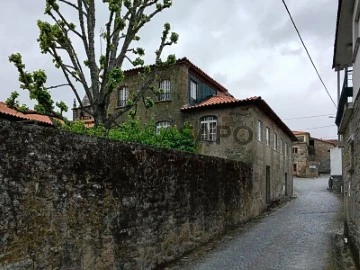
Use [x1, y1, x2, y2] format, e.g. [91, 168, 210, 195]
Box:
[333, 0, 343, 69]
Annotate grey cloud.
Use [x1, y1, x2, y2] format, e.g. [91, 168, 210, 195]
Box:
[279, 46, 303, 56]
[0, 0, 340, 139]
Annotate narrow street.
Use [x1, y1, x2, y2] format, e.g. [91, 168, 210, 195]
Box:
[175, 175, 341, 270]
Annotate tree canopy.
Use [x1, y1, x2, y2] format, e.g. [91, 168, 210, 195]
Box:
[7, 0, 178, 128]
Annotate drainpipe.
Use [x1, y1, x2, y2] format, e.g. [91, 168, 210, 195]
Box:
[337, 70, 340, 104]
[337, 70, 341, 143]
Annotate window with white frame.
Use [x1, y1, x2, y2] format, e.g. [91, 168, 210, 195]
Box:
[190, 80, 198, 101]
[257, 121, 263, 142]
[200, 116, 217, 141]
[266, 127, 270, 146]
[156, 121, 171, 135]
[118, 86, 129, 107]
[285, 142, 288, 157]
[159, 80, 171, 101]
[273, 133, 278, 150]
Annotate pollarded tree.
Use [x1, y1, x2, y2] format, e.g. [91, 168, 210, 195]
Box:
[7, 0, 178, 128]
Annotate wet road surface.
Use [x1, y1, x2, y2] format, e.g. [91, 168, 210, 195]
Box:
[178, 176, 341, 270]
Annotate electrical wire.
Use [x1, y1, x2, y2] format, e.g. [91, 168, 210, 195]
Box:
[281, 0, 338, 109]
[283, 113, 335, 120]
[299, 125, 336, 130]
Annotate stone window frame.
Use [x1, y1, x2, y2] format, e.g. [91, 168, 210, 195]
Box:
[118, 86, 129, 107]
[159, 79, 171, 102]
[257, 120, 263, 142]
[200, 116, 217, 142]
[265, 127, 270, 146]
[296, 135, 305, 143]
[280, 138, 284, 154]
[273, 132, 278, 151]
[292, 147, 298, 154]
[156, 120, 171, 135]
[285, 142, 288, 157]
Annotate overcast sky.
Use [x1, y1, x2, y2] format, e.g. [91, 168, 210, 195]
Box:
[0, 0, 339, 139]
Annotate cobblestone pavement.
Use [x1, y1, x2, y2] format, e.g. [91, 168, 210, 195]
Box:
[177, 175, 341, 270]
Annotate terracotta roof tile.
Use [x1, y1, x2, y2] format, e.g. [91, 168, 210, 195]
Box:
[0, 102, 53, 126]
[181, 95, 261, 111]
[292, 130, 309, 135]
[326, 139, 339, 146]
[312, 137, 338, 146]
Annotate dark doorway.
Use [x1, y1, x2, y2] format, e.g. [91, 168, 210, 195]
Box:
[266, 166, 270, 204]
[285, 173, 288, 196]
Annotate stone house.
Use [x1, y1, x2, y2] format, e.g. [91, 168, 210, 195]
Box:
[333, 0, 360, 267]
[292, 131, 317, 178]
[314, 138, 337, 173]
[181, 95, 296, 215]
[73, 58, 296, 215]
[292, 131, 336, 178]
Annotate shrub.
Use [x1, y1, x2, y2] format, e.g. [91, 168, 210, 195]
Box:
[62, 119, 198, 153]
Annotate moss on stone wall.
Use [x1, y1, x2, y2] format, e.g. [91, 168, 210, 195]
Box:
[0, 120, 253, 270]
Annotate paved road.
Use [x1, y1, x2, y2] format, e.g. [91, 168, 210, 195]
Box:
[178, 176, 341, 270]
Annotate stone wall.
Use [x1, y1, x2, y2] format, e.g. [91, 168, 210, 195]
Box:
[345, 95, 360, 268]
[107, 64, 190, 128]
[292, 143, 309, 177]
[313, 139, 336, 174]
[0, 120, 253, 270]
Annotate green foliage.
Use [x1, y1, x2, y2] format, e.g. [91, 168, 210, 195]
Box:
[5, 91, 29, 112]
[63, 118, 198, 153]
[8, 53, 67, 117]
[108, 67, 124, 88]
[8, 0, 177, 128]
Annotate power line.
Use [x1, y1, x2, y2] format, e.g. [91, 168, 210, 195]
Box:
[281, 0, 337, 109]
[300, 125, 336, 130]
[284, 113, 335, 120]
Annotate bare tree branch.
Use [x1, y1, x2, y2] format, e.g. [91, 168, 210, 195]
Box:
[46, 83, 70, 90]
[77, 0, 90, 58]
[59, 0, 88, 17]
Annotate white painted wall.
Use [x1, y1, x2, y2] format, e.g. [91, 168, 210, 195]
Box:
[330, 148, 343, 176]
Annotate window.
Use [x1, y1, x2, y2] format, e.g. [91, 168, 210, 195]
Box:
[118, 87, 129, 107]
[273, 133, 278, 150]
[266, 127, 270, 146]
[159, 80, 171, 101]
[190, 80, 198, 101]
[285, 142, 288, 157]
[293, 164, 297, 172]
[200, 116, 217, 141]
[293, 147, 298, 154]
[257, 121, 263, 142]
[296, 135, 305, 143]
[280, 138, 284, 154]
[156, 121, 171, 135]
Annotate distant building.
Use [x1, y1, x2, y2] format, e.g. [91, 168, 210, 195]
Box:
[292, 131, 337, 178]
